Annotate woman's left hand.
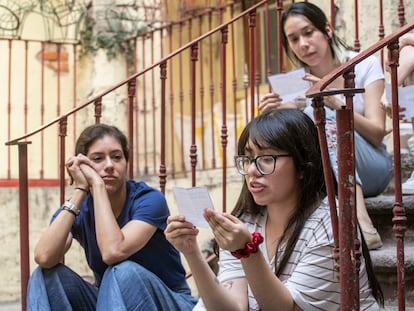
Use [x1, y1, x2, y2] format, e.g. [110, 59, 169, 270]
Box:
[203, 209, 251, 252]
[65, 154, 91, 190]
[303, 73, 344, 110]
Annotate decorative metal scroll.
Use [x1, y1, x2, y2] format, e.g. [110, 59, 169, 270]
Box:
[0, 0, 163, 43]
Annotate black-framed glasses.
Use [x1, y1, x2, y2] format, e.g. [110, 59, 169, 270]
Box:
[234, 154, 292, 175]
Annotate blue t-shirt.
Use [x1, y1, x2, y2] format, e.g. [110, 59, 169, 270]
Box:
[52, 180, 186, 289]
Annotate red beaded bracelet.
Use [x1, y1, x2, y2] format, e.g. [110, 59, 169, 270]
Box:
[231, 231, 264, 259]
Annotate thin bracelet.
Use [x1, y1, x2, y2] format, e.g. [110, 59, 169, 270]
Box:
[75, 186, 89, 194]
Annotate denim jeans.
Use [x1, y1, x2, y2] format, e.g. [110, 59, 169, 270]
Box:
[27, 261, 198, 311]
[304, 106, 393, 197]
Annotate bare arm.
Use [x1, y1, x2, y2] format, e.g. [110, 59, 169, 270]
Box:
[79, 162, 157, 265]
[34, 188, 86, 268]
[398, 45, 414, 86]
[323, 79, 386, 148]
[165, 215, 248, 311]
[34, 154, 92, 268]
[203, 210, 300, 311]
[241, 253, 300, 311]
[353, 79, 387, 147]
[399, 32, 414, 49]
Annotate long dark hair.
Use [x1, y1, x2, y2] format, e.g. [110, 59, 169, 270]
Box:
[220, 109, 384, 306]
[229, 109, 325, 277]
[75, 124, 129, 161]
[280, 1, 350, 68]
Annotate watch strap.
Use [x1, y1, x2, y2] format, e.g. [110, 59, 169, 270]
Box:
[61, 200, 80, 216]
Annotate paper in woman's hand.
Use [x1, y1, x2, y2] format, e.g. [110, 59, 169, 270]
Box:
[172, 186, 215, 228]
[267, 68, 311, 104]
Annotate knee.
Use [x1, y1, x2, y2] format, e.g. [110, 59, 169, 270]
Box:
[28, 264, 72, 297]
[30, 264, 65, 280]
[109, 260, 145, 276]
[28, 266, 44, 288]
[103, 261, 149, 284]
[42, 263, 72, 278]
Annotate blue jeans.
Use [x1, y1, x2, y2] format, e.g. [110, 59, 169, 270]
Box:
[27, 262, 198, 311]
[304, 106, 393, 197]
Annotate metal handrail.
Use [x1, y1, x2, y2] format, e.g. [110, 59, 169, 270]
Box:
[306, 21, 414, 310]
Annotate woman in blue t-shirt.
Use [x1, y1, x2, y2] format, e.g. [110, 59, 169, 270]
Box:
[27, 124, 197, 310]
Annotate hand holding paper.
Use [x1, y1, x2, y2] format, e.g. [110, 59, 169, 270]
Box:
[267, 68, 311, 105]
[172, 186, 215, 228]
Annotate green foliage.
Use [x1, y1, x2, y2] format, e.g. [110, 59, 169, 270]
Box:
[79, 15, 135, 62]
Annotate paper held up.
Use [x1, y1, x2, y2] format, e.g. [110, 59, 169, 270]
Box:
[385, 82, 414, 119]
[267, 68, 311, 106]
[172, 186, 215, 228]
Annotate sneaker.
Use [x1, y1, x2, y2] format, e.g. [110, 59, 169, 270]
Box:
[402, 170, 414, 195]
[362, 230, 383, 250]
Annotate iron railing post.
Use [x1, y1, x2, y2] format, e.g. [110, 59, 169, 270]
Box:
[17, 141, 31, 311]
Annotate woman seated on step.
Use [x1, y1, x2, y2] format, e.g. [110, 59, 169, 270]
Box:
[259, 1, 393, 250]
[383, 32, 414, 194]
[166, 109, 383, 310]
[27, 124, 197, 310]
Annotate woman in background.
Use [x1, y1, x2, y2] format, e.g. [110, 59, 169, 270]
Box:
[259, 1, 393, 250]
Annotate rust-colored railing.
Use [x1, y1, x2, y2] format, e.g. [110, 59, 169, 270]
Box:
[5, 1, 268, 309]
[307, 21, 414, 311]
[2, 0, 413, 310]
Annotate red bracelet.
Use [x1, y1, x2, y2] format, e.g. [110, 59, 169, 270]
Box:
[231, 231, 264, 259]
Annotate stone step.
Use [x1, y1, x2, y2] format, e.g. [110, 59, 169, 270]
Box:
[365, 194, 414, 308]
[370, 243, 414, 308]
[365, 194, 414, 243]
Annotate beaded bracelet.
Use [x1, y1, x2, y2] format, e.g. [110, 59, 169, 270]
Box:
[231, 231, 264, 259]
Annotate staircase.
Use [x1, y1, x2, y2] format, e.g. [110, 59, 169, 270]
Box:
[367, 148, 414, 309]
[367, 194, 414, 308]
[3, 1, 414, 309]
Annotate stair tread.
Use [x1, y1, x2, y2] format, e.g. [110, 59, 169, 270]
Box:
[370, 243, 414, 271]
[365, 194, 414, 214]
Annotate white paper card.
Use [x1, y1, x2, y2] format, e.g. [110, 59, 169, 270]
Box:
[385, 82, 414, 119]
[172, 186, 214, 228]
[267, 68, 311, 104]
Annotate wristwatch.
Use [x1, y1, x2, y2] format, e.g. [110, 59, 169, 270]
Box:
[61, 200, 80, 216]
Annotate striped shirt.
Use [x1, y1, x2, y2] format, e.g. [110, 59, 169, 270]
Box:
[217, 201, 380, 311]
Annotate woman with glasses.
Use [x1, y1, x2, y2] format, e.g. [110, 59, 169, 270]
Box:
[165, 109, 382, 310]
[27, 124, 197, 310]
[259, 1, 393, 250]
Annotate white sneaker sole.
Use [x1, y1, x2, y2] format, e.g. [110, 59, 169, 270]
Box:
[402, 187, 414, 195]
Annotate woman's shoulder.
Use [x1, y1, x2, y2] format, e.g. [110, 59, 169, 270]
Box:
[127, 180, 163, 196]
[300, 201, 334, 246]
[347, 51, 384, 88]
[350, 50, 382, 71]
[126, 180, 167, 205]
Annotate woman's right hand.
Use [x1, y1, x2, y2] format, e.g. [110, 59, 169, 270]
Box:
[258, 92, 283, 113]
[65, 154, 90, 191]
[258, 92, 300, 113]
[165, 215, 200, 256]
